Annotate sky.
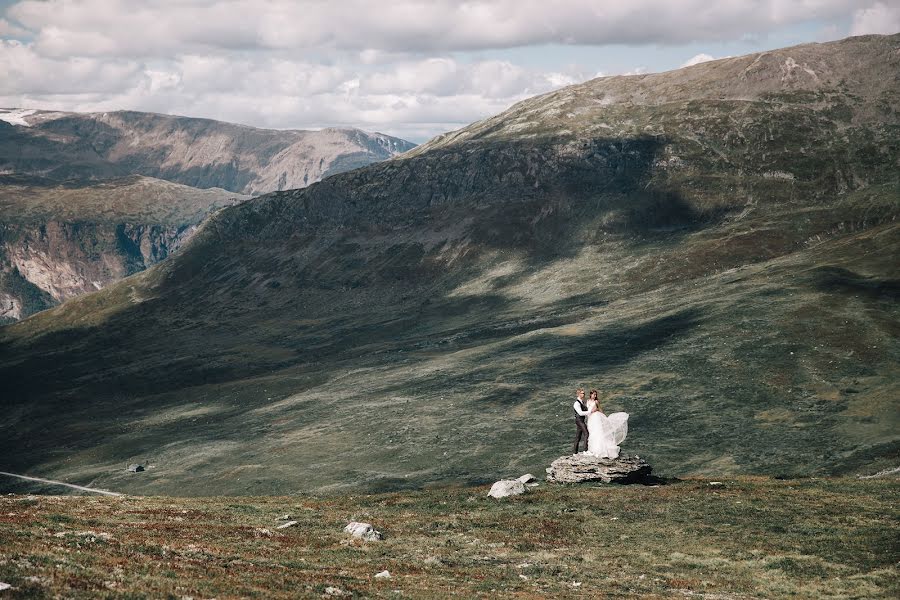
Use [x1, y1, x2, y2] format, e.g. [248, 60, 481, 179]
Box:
[1, 1, 898, 143]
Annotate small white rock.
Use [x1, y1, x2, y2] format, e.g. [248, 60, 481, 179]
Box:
[488, 479, 526, 499]
[0, 582, 11, 591]
[344, 521, 383, 541]
[276, 520, 299, 529]
[517, 473, 536, 484]
[374, 570, 391, 579]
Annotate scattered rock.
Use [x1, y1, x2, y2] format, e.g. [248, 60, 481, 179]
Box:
[324, 586, 347, 596]
[857, 466, 900, 479]
[546, 454, 652, 484]
[254, 528, 273, 537]
[276, 520, 299, 529]
[277, 514, 292, 520]
[344, 522, 383, 541]
[127, 464, 145, 473]
[488, 479, 526, 498]
[708, 481, 725, 487]
[374, 570, 391, 579]
[517, 473, 536, 484]
[53, 531, 113, 542]
[0, 582, 11, 591]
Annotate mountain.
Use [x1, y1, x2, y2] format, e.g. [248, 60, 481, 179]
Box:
[0, 34, 897, 495]
[0, 111, 414, 321]
[0, 175, 248, 323]
[0, 109, 416, 195]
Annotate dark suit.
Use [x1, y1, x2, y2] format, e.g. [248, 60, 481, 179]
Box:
[573, 398, 589, 453]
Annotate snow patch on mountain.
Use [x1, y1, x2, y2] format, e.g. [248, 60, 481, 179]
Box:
[0, 108, 36, 126]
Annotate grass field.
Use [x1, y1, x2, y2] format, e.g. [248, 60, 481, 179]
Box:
[0, 477, 897, 598]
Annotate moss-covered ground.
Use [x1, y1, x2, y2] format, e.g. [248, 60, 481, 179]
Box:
[1, 477, 897, 599]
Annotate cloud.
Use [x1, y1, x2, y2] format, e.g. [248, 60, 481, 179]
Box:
[0, 18, 29, 37]
[681, 53, 716, 68]
[0, 40, 144, 95]
[850, 2, 900, 36]
[0, 43, 582, 141]
[6, 0, 871, 56]
[0, 1, 887, 141]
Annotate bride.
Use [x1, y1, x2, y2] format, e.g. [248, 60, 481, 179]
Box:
[585, 389, 629, 458]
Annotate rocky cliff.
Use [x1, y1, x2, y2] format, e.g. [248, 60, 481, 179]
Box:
[0, 175, 247, 322]
[0, 34, 897, 495]
[0, 110, 416, 195]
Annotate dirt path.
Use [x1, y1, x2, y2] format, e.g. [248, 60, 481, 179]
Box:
[0, 471, 122, 496]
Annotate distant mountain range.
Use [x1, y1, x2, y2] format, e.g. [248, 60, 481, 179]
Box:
[0, 109, 415, 195]
[0, 110, 415, 321]
[0, 34, 897, 495]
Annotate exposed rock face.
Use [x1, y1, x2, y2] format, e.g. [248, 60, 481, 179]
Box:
[488, 479, 527, 498]
[0, 175, 247, 322]
[546, 454, 652, 484]
[0, 110, 415, 195]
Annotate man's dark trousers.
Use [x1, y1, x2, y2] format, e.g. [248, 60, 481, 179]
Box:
[573, 416, 589, 453]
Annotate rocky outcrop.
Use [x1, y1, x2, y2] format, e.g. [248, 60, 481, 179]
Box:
[488, 479, 527, 498]
[344, 522, 383, 541]
[546, 454, 652, 484]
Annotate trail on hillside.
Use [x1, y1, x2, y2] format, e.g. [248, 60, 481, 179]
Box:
[0, 471, 122, 496]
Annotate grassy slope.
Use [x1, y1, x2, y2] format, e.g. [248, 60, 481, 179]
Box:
[0, 35, 897, 494]
[0, 478, 897, 599]
[0, 175, 248, 225]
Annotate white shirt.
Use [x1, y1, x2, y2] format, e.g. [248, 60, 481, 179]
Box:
[573, 398, 590, 417]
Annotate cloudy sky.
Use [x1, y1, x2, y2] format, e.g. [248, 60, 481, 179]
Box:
[1, 1, 898, 142]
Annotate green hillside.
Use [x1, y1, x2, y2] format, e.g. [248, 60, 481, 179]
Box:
[0, 34, 897, 495]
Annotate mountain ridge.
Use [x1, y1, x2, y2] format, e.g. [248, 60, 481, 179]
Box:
[0, 108, 416, 195]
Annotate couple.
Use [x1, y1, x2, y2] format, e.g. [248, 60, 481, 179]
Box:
[572, 387, 628, 458]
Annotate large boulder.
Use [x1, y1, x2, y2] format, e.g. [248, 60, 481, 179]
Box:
[488, 479, 527, 498]
[546, 454, 651, 484]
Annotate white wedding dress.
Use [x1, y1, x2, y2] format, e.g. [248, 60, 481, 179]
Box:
[585, 399, 628, 458]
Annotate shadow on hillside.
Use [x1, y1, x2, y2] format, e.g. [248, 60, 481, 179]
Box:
[810, 266, 900, 301]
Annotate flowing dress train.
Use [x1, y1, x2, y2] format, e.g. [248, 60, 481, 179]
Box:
[585, 400, 628, 459]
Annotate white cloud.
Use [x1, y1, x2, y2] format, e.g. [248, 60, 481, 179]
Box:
[0, 1, 887, 141]
[0, 42, 581, 140]
[0, 40, 144, 95]
[0, 18, 29, 37]
[681, 53, 716, 68]
[850, 2, 900, 36]
[5, 0, 871, 56]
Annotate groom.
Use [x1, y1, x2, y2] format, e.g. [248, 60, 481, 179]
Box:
[572, 387, 590, 453]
